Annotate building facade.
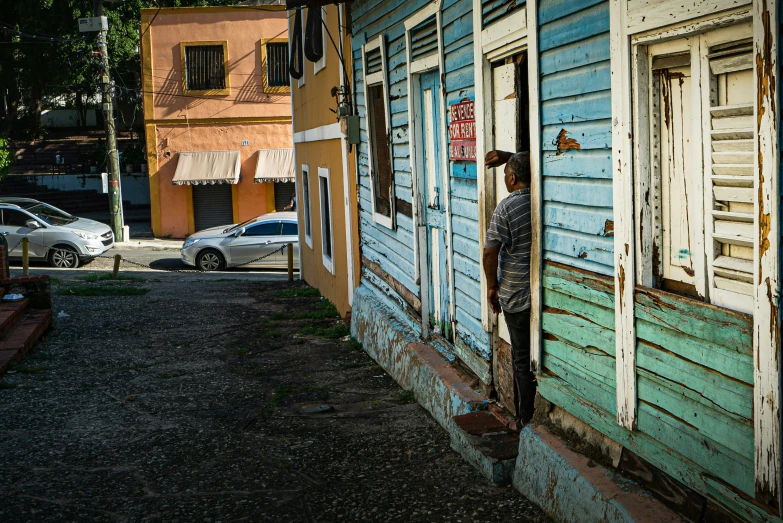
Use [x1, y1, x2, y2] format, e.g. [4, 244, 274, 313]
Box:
[345, 0, 782, 520]
[289, 4, 360, 317]
[141, 6, 294, 238]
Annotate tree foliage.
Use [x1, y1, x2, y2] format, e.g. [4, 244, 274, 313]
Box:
[0, 136, 13, 180]
[0, 0, 244, 138]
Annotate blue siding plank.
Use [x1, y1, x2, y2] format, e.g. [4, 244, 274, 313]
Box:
[544, 202, 614, 237]
[540, 90, 612, 125]
[538, 0, 605, 25]
[542, 120, 612, 151]
[542, 177, 613, 207]
[539, 33, 610, 76]
[542, 150, 612, 179]
[540, 61, 611, 101]
[538, 2, 609, 51]
[544, 227, 614, 266]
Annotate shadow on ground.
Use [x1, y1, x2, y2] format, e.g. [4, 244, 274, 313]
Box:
[0, 275, 548, 522]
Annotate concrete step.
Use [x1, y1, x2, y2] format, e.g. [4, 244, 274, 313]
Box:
[0, 299, 30, 338]
[0, 309, 52, 375]
[451, 411, 519, 485]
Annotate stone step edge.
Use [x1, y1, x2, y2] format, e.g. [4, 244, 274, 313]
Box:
[351, 286, 516, 486]
[0, 309, 52, 375]
[0, 298, 30, 339]
[514, 424, 684, 523]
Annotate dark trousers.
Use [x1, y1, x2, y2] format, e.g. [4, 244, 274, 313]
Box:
[503, 309, 535, 422]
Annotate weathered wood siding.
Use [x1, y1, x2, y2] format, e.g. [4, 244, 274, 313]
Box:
[352, 0, 491, 362]
[353, 0, 421, 299]
[538, 0, 614, 275]
[534, 0, 761, 514]
[540, 262, 758, 516]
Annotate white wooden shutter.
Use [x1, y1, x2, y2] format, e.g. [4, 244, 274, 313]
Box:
[706, 38, 755, 313]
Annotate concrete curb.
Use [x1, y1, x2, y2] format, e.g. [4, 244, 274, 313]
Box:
[351, 283, 517, 485]
[514, 425, 684, 522]
[114, 240, 182, 251]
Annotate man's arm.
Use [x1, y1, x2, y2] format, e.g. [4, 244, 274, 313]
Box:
[483, 246, 502, 314]
[485, 150, 513, 168]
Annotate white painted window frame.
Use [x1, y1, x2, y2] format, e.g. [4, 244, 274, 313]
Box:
[611, 0, 780, 503]
[301, 163, 313, 249]
[318, 166, 335, 275]
[472, 0, 542, 373]
[314, 6, 327, 75]
[361, 35, 395, 230]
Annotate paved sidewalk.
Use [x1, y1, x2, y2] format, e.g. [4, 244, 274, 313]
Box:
[0, 276, 548, 522]
[115, 238, 183, 251]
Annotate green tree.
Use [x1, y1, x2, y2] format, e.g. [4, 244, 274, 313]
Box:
[0, 0, 245, 138]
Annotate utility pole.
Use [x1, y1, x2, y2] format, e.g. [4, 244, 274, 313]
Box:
[95, 0, 124, 242]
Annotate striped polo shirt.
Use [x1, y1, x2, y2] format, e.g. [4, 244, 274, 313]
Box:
[485, 188, 531, 313]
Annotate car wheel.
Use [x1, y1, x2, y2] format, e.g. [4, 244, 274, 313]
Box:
[196, 249, 225, 271]
[48, 246, 80, 269]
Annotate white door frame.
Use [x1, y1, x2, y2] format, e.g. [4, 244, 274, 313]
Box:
[404, 1, 451, 340]
[472, 0, 543, 372]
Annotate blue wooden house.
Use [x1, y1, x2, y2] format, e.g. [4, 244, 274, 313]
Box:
[347, 0, 781, 520]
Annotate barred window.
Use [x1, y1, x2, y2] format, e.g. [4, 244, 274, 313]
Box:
[184, 44, 226, 91]
[266, 42, 289, 87]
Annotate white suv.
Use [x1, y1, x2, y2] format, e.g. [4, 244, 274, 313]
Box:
[0, 198, 114, 268]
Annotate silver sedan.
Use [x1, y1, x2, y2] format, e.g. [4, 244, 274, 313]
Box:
[181, 212, 300, 271]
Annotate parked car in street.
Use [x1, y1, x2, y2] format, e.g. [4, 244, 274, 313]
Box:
[181, 212, 299, 271]
[0, 198, 114, 268]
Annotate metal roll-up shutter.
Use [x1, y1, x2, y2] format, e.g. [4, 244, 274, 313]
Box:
[193, 184, 234, 232]
[274, 182, 296, 211]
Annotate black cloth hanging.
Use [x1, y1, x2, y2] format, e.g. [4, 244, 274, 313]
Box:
[289, 7, 304, 79]
[304, 5, 323, 63]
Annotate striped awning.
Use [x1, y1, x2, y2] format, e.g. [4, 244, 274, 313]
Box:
[172, 150, 241, 186]
[254, 148, 295, 183]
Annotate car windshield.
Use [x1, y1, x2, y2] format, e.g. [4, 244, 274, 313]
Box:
[224, 217, 259, 234]
[25, 203, 77, 226]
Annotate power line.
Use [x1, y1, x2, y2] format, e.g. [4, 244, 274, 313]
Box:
[0, 23, 88, 43]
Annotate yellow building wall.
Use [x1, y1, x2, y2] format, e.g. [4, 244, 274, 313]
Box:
[291, 5, 359, 316]
[291, 6, 345, 132]
[295, 139, 358, 317]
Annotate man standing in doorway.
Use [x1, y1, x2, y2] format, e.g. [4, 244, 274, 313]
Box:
[483, 150, 533, 431]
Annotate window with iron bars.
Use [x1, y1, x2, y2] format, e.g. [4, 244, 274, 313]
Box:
[184, 44, 226, 91]
[266, 42, 289, 88]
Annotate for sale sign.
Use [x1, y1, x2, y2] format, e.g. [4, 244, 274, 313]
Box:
[448, 100, 476, 161]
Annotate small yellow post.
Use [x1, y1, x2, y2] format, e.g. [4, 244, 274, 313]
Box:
[22, 238, 29, 276]
[287, 243, 294, 282]
[113, 254, 122, 278]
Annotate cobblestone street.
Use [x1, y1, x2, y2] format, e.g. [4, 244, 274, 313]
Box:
[0, 273, 547, 522]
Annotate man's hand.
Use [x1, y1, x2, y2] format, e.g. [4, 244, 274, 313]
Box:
[485, 150, 513, 168]
[488, 286, 501, 314]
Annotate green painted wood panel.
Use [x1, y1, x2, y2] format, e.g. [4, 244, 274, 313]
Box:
[538, 378, 779, 523]
[541, 261, 756, 498]
[635, 288, 752, 355]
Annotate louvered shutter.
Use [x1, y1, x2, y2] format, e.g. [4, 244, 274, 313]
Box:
[410, 18, 438, 62]
[482, 0, 525, 28]
[369, 84, 393, 217]
[707, 40, 755, 312]
[365, 47, 383, 76]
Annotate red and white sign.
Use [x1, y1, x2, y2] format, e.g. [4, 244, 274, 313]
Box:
[448, 100, 476, 161]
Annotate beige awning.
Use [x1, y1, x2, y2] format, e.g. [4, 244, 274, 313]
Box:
[172, 150, 241, 186]
[254, 148, 295, 183]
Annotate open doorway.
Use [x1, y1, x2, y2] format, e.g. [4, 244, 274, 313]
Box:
[490, 51, 530, 416]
